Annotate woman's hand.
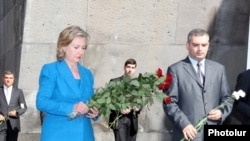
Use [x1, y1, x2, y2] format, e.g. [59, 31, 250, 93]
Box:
[73, 102, 89, 115]
[87, 107, 99, 119]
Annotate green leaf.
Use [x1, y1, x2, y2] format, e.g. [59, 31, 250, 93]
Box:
[130, 80, 140, 87]
[97, 98, 105, 104]
[109, 104, 116, 110]
[155, 93, 166, 101]
[106, 97, 111, 104]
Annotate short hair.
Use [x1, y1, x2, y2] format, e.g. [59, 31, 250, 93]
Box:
[124, 58, 137, 67]
[2, 70, 15, 77]
[187, 28, 209, 43]
[56, 25, 89, 60]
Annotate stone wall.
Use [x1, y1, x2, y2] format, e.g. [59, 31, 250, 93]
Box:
[207, 0, 250, 90]
[0, 0, 249, 141]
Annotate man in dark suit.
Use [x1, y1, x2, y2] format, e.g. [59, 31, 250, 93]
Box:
[233, 69, 250, 124]
[163, 28, 233, 141]
[109, 58, 141, 141]
[0, 70, 27, 141]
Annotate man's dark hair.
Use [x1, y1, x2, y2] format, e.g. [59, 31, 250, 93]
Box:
[2, 70, 15, 77]
[124, 58, 137, 67]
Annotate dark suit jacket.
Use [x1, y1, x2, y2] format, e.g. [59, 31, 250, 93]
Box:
[0, 86, 27, 131]
[234, 69, 250, 124]
[163, 57, 233, 141]
[108, 76, 140, 134]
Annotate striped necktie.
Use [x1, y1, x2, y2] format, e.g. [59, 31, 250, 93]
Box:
[197, 63, 204, 84]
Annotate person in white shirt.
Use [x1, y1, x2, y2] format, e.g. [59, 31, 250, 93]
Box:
[0, 70, 27, 141]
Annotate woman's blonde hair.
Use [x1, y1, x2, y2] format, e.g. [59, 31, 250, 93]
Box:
[56, 25, 89, 60]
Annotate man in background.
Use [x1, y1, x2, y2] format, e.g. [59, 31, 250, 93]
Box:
[0, 70, 27, 141]
[109, 58, 141, 141]
[233, 69, 250, 124]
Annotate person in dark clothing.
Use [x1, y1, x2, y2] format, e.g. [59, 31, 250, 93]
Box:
[109, 58, 141, 141]
[234, 69, 250, 124]
[0, 70, 27, 141]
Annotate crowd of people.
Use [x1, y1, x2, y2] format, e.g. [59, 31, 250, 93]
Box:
[1, 25, 249, 141]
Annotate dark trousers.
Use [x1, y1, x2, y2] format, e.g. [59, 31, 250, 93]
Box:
[6, 121, 18, 141]
[113, 117, 137, 141]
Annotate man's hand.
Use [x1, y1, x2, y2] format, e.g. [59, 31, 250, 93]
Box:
[121, 108, 131, 114]
[8, 110, 17, 117]
[207, 109, 222, 121]
[182, 124, 197, 140]
[0, 115, 5, 121]
[133, 106, 141, 111]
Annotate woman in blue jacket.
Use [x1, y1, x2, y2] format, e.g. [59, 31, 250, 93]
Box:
[36, 25, 99, 141]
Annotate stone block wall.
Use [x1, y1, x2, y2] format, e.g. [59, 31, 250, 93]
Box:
[0, 0, 249, 141]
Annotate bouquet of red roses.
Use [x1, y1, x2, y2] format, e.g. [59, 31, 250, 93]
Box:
[68, 68, 172, 127]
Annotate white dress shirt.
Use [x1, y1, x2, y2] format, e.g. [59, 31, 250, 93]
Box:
[4, 85, 12, 105]
[188, 56, 205, 75]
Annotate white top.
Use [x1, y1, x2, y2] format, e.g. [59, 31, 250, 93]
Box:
[3, 85, 12, 105]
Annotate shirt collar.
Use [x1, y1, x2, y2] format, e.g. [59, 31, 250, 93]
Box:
[188, 56, 205, 66]
[3, 85, 13, 90]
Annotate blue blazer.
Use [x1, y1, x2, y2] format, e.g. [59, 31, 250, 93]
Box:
[36, 59, 95, 141]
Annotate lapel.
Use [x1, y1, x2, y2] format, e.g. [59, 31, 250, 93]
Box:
[203, 60, 212, 91]
[182, 57, 203, 87]
[0, 88, 8, 105]
[78, 65, 91, 102]
[56, 60, 82, 100]
[9, 87, 15, 105]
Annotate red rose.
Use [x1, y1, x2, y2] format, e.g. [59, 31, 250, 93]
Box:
[165, 74, 172, 89]
[158, 83, 166, 90]
[164, 96, 171, 104]
[156, 68, 163, 77]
